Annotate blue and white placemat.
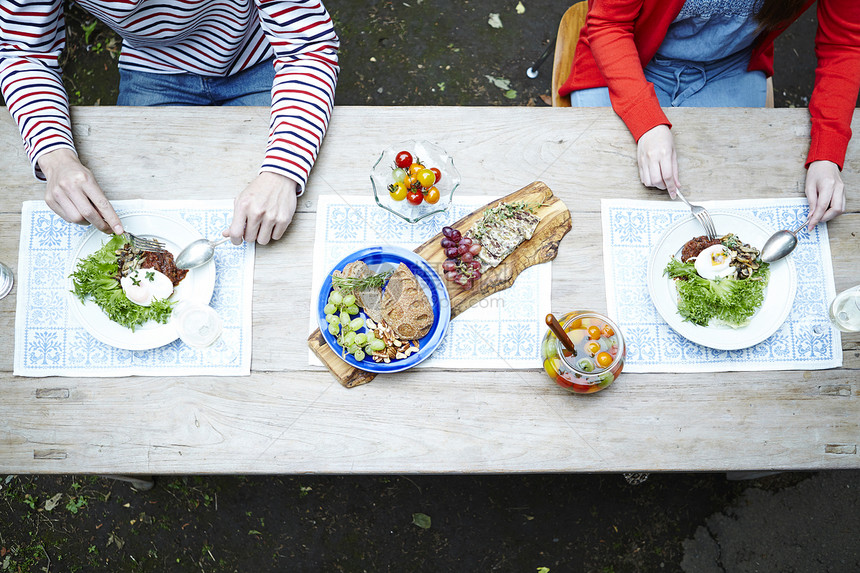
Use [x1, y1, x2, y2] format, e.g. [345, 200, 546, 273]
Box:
[602, 197, 841, 372]
[14, 200, 254, 377]
[309, 195, 551, 369]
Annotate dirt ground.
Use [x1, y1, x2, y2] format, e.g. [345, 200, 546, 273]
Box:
[2, 2, 858, 572]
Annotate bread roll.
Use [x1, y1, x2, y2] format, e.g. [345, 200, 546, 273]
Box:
[381, 263, 434, 339]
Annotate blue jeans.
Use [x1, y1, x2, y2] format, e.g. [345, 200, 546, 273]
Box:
[570, 50, 766, 108]
[117, 58, 275, 106]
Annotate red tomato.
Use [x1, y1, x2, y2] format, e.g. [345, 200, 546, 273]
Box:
[430, 167, 442, 183]
[395, 151, 413, 169]
[587, 325, 601, 340]
[424, 186, 441, 204]
[406, 190, 424, 205]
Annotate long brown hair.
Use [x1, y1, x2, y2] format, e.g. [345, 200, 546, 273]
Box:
[755, 0, 809, 31]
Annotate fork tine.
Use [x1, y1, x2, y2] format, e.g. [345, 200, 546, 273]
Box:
[125, 232, 165, 252]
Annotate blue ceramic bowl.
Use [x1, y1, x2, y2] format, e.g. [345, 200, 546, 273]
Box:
[317, 246, 451, 373]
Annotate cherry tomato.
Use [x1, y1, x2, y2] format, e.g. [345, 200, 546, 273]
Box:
[430, 167, 442, 183]
[403, 174, 417, 189]
[587, 325, 601, 340]
[391, 167, 407, 183]
[408, 162, 425, 176]
[602, 324, 615, 337]
[424, 185, 440, 204]
[416, 169, 436, 188]
[406, 189, 424, 205]
[395, 151, 413, 169]
[585, 341, 601, 356]
[596, 352, 613, 368]
[388, 181, 407, 201]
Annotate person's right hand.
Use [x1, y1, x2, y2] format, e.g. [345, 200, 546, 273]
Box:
[37, 148, 123, 235]
[637, 124, 681, 198]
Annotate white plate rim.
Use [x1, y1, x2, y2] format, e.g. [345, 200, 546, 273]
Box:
[646, 211, 797, 350]
[65, 211, 216, 350]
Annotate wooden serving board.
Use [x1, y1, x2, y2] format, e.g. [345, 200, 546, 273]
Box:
[308, 181, 572, 387]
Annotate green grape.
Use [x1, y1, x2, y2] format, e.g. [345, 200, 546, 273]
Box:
[349, 317, 364, 331]
[342, 294, 356, 307]
[345, 304, 360, 315]
[329, 291, 343, 306]
[327, 323, 339, 335]
[344, 331, 356, 345]
[323, 303, 337, 315]
[354, 333, 367, 346]
[354, 349, 366, 361]
[325, 313, 338, 324]
[347, 344, 359, 355]
[339, 311, 351, 325]
[370, 339, 385, 351]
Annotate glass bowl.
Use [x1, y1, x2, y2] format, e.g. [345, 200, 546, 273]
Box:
[370, 140, 460, 224]
[541, 311, 626, 394]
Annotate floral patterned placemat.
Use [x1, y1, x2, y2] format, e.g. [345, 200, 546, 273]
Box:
[309, 195, 551, 369]
[14, 200, 253, 377]
[602, 197, 841, 372]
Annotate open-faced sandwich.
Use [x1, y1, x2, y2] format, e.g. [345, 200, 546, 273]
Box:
[325, 261, 435, 364]
[663, 233, 769, 327]
[70, 234, 188, 330]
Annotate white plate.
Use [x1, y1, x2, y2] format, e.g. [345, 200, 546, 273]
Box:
[646, 211, 797, 350]
[65, 211, 216, 350]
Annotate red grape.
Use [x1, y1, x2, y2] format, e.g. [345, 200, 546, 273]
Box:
[445, 247, 459, 258]
[442, 226, 454, 238]
[460, 237, 472, 247]
[442, 259, 457, 272]
[468, 244, 482, 255]
[461, 252, 473, 263]
[441, 238, 455, 248]
[450, 229, 462, 242]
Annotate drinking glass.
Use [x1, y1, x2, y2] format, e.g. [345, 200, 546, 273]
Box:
[171, 301, 237, 361]
[829, 285, 860, 333]
[0, 262, 13, 300]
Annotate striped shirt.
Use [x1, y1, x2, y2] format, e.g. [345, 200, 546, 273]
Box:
[0, 0, 339, 190]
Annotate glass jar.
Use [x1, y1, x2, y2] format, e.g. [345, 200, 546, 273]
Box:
[541, 311, 625, 394]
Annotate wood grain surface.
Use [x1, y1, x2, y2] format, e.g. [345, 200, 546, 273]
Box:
[307, 181, 572, 387]
[1, 106, 858, 474]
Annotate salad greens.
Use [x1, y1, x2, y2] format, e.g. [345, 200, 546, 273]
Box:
[70, 234, 173, 331]
[664, 257, 769, 327]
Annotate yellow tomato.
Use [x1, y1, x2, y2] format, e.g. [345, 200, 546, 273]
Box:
[596, 352, 613, 368]
[416, 169, 436, 188]
[388, 181, 407, 201]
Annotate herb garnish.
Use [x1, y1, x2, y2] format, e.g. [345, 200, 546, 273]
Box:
[470, 201, 539, 242]
[331, 270, 394, 294]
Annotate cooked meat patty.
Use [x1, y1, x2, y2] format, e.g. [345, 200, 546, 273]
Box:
[681, 235, 722, 262]
[140, 250, 188, 286]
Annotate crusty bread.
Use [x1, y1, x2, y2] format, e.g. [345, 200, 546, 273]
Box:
[381, 263, 434, 339]
[336, 260, 383, 323]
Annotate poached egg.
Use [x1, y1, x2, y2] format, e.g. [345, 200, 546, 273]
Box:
[120, 267, 174, 306]
[693, 244, 735, 281]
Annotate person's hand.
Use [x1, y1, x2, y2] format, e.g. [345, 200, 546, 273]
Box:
[804, 160, 845, 231]
[225, 172, 298, 244]
[637, 125, 681, 198]
[37, 148, 124, 235]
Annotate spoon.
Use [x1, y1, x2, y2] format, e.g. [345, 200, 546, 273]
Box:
[760, 221, 807, 264]
[545, 313, 577, 357]
[175, 237, 231, 270]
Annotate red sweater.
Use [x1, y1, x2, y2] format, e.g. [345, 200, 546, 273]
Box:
[559, 0, 860, 169]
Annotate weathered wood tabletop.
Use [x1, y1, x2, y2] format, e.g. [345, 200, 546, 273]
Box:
[1, 106, 858, 474]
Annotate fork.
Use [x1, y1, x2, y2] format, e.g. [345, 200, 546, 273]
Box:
[674, 189, 717, 240]
[125, 232, 166, 253]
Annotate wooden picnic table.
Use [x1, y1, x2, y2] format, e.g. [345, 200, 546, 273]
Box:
[0, 106, 858, 475]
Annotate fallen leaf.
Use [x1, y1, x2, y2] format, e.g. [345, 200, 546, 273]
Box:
[539, 94, 553, 106]
[504, 89, 518, 99]
[44, 493, 63, 512]
[485, 75, 511, 90]
[412, 512, 431, 529]
[516, 2, 525, 14]
[537, 568, 550, 573]
[488, 13, 503, 28]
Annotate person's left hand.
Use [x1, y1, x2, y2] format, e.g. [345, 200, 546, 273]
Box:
[225, 172, 298, 244]
[804, 160, 845, 231]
